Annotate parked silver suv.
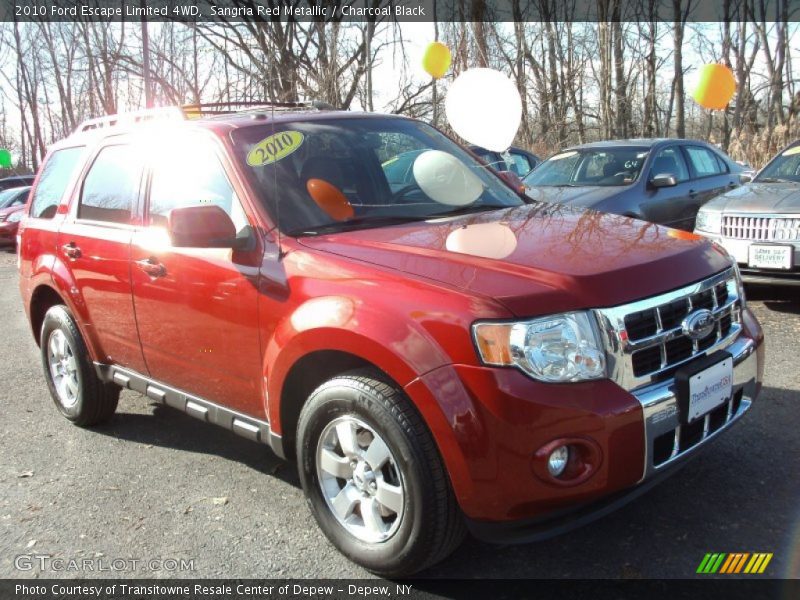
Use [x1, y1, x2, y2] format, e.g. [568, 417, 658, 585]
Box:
[695, 141, 800, 286]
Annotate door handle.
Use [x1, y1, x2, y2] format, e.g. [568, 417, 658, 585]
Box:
[688, 189, 698, 198]
[61, 242, 81, 259]
[136, 257, 166, 278]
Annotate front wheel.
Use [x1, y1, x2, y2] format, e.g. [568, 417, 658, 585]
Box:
[296, 370, 465, 576]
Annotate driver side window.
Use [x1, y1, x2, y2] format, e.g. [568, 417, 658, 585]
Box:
[148, 138, 250, 237]
[650, 147, 690, 182]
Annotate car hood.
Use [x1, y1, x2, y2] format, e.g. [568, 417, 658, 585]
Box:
[296, 203, 731, 317]
[704, 182, 800, 214]
[523, 185, 625, 208]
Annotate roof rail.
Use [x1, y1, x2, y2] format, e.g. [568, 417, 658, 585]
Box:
[74, 106, 185, 134]
[72, 100, 339, 135]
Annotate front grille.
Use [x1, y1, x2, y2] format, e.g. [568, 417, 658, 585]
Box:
[652, 389, 744, 467]
[722, 215, 800, 241]
[596, 268, 742, 390]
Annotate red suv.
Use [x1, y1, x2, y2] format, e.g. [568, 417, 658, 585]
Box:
[19, 105, 764, 576]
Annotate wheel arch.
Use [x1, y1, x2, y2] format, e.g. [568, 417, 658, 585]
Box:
[29, 284, 68, 346]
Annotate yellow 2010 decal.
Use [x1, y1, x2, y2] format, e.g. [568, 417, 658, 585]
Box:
[247, 131, 305, 166]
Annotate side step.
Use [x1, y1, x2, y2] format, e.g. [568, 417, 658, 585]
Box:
[95, 363, 285, 458]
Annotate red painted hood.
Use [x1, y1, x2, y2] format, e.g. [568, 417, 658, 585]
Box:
[296, 204, 732, 317]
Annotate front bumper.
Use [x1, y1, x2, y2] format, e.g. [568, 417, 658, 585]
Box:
[406, 312, 763, 536]
[703, 234, 800, 285]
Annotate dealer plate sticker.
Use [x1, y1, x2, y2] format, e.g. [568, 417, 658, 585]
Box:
[748, 244, 793, 270]
[688, 357, 733, 423]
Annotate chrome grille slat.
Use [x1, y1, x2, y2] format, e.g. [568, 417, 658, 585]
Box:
[595, 268, 742, 391]
[721, 214, 800, 241]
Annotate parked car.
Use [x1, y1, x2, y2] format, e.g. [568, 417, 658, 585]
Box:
[469, 145, 541, 177]
[0, 175, 34, 191]
[19, 105, 763, 576]
[0, 186, 30, 246]
[523, 139, 744, 231]
[695, 140, 800, 286]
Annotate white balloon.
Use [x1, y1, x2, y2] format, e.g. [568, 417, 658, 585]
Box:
[445, 222, 518, 259]
[445, 68, 522, 152]
[412, 150, 483, 206]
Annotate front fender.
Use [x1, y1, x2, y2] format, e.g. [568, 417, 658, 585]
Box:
[264, 294, 455, 430]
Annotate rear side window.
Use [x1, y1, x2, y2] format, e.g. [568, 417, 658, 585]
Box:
[30, 147, 85, 219]
[78, 145, 142, 224]
[685, 146, 727, 177]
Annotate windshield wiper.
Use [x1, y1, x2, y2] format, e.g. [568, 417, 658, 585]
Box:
[756, 177, 798, 184]
[291, 205, 511, 236]
[291, 214, 434, 235]
[427, 204, 511, 219]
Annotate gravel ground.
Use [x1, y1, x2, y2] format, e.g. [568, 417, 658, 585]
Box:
[0, 246, 798, 580]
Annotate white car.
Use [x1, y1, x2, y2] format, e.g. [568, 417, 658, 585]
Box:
[695, 141, 800, 286]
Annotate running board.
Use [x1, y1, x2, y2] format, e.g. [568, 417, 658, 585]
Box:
[94, 363, 285, 458]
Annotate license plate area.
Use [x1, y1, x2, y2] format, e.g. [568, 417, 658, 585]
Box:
[676, 351, 733, 425]
[748, 244, 793, 270]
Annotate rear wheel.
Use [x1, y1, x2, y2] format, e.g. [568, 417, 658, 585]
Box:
[40, 305, 119, 426]
[296, 369, 466, 577]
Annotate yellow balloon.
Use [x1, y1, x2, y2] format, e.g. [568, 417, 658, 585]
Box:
[693, 64, 736, 110]
[422, 42, 452, 79]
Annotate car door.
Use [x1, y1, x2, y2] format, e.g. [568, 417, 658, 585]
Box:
[130, 132, 264, 417]
[682, 145, 738, 227]
[56, 141, 148, 373]
[640, 145, 696, 229]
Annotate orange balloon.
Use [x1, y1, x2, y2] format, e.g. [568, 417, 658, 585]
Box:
[693, 64, 736, 110]
[306, 178, 354, 222]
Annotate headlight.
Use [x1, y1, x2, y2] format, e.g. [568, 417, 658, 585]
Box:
[6, 212, 23, 223]
[695, 210, 722, 234]
[472, 312, 606, 382]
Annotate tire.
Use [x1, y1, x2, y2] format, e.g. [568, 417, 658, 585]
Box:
[40, 305, 119, 426]
[296, 369, 466, 577]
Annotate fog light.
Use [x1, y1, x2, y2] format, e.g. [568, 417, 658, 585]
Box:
[547, 445, 569, 477]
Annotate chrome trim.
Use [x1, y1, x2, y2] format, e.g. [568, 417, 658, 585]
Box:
[721, 213, 800, 242]
[594, 267, 741, 391]
[634, 334, 758, 481]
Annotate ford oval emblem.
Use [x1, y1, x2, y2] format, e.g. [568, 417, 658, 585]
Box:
[682, 309, 716, 340]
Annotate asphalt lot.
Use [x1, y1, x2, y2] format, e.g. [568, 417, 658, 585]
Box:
[0, 245, 798, 580]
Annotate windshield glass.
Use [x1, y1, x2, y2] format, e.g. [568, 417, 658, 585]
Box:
[231, 117, 524, 235]
[0, 187, 27, 208]
[523, 147, 648, 187]
[756, 147, 800, 183]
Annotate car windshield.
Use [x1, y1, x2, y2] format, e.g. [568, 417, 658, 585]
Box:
[523, 147, 648, 187]
[755, 147, 800, 183]
[0, 187, 27, 208]
[231, 117, 524, 235]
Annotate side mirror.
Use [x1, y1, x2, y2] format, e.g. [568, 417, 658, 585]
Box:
[168, 205, 239, 248]
[739, 172, 753, 184]
[650, 173, 678, 188]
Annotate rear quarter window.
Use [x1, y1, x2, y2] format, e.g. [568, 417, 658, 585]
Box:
[30, 147, 86, 219]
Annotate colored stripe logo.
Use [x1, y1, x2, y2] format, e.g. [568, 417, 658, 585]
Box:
[697, 553, 773, 574]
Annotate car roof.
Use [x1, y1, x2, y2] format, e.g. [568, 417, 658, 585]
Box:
[565, 138, 706, 151]
[51, 109, 412, 151]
